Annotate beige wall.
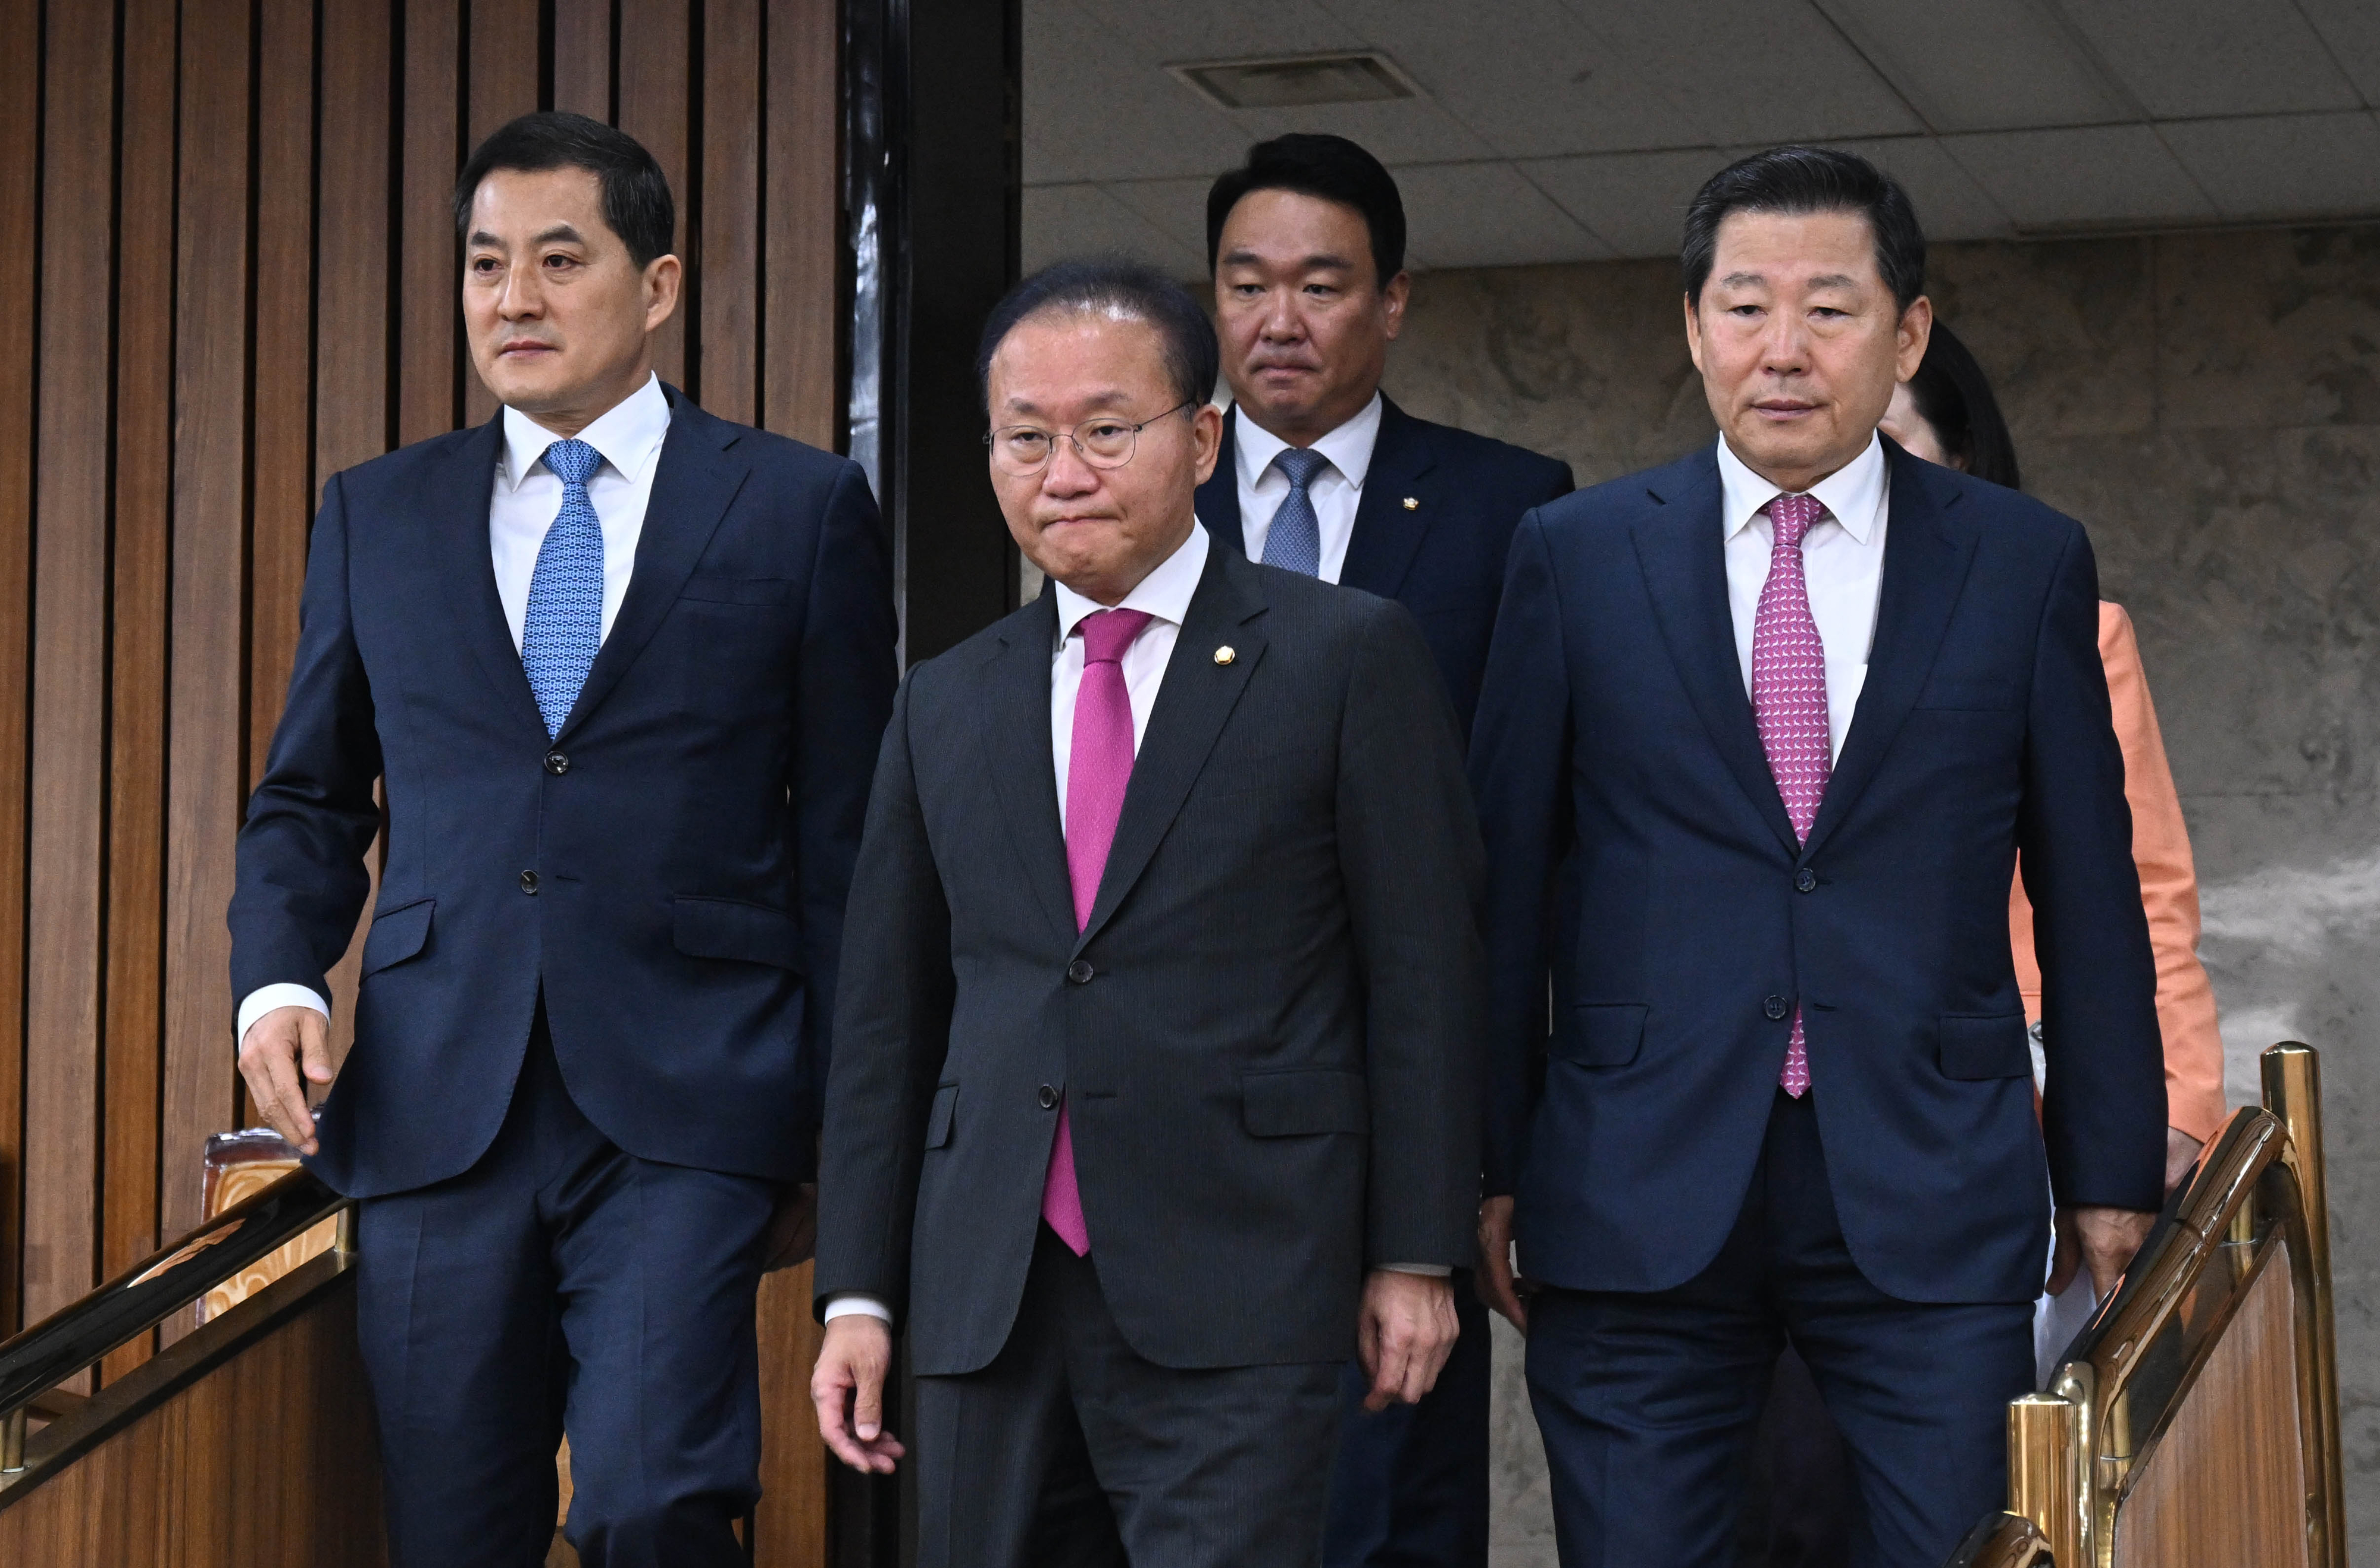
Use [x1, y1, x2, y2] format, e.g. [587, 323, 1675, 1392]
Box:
[1379, 226, 2380, 1565]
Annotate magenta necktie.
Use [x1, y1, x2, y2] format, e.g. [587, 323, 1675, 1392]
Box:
[1041, 607, 1154, 1256]
[1752, 493, 1830, 1099]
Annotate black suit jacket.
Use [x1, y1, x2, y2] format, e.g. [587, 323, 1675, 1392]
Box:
[230, 388, 898, 1197]
[1468, 441, 2166, 1306]
[1197, 397, 1573, 738]
[816, 544, 1485, 1374]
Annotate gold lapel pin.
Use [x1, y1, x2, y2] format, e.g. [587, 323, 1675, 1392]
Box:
[1214, 645, 1236, 666]
[1402, 496, 1420, 510]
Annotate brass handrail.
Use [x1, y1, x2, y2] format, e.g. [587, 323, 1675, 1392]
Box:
[0, 1168, 350, 1475]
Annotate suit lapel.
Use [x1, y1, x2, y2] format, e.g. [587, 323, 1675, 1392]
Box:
[555, 388, 749, 743]
[1802, 450, 1977, 858]
[1630, 454, 1801, 857]
[428, 416, 549, 739]
[983, 591, 1078, 943]
[1075, 547, 1266, 954]
[1338, 396, 1439, 598]
[1195, 407, 1245, 553]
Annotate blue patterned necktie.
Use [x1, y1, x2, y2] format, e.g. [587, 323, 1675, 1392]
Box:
[1261, 447, 1329, 577]
[522, 438, 605, 739]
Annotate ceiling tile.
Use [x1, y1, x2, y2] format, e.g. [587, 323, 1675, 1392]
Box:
[1033, 0, 1358, 64]
[1523, 147, 1749, 259]
[1022, 183, 1208, 277]
[1812, 0, 2131, 131]
[1103, 177, 1220, 261]
[1024, 0, 1247, 183]
[1820, 136, 2013, 241]
[1565, 0, 1923, 145]
[1214, 98, 1502, 167]
[1939, 125, 2217, 229]
[2160, 112, 2380, 221]
[2296, 0, 2380, 105]
[2056, 0, 2360, 118]
[1395, 162, 1615, 268]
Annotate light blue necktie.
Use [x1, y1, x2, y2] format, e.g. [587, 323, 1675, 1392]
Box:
[1261, 447, 1328, 578]
[522, 438, 605, 739]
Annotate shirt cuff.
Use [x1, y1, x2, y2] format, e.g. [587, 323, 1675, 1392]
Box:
[1380, 1263, 1453, 1277]
[823, 1293, 894, 1324]
[237, 984, 331, 1050]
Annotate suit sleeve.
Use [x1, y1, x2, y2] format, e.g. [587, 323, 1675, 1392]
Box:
[1467, 510, 1573, 1197]
[813, 673, 954, 1321]
[2018, 526, 2166, 1212]
[229, 472, 385, 1008]
[1335, 599, 1486, 1271]
[791, 460, 900, 1122]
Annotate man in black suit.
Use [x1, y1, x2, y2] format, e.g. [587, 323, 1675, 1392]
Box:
[230, 113, 895, 1567]
[1194, 133, 1570, 1567]
[810, 258, 1484, 1568]
[1467, 148, 2166, 1567]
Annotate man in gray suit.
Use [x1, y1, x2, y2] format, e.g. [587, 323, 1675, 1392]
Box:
[808, 258, 1486, 1568]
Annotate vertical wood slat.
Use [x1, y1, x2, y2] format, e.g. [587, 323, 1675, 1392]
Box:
[701, 0, 759, 425]
[552, 0, 612, 120]
[24, 0, 118, 1337]
[619, 0, 692, 390]
[399, 0, 461, 446]
[763, 0, 840, 448]
[99, 0, 181, 1385]
[462, 0, 543, 430]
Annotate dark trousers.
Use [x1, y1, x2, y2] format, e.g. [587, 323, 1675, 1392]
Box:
[1323, 1275, 1490, 1567]
[1525, 1090, 2033, 1568]
[1738, 1347, 1856, 1567]
[353, 1008, 780, 1568]
[918, 1223, 1344, 1568]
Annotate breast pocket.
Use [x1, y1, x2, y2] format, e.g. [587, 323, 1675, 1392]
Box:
[681, 573, 793, 606]
[1915, 676, 2022, 711]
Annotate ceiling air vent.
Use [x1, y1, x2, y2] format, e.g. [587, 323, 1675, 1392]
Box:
[1170, 52, 1420, 111]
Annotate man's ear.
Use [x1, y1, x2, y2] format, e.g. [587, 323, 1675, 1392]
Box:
[1380, 270, 1412, 341]
[1894, 294, 1933, 383]
[1682, 293, 1706, 377]
[643, 253, 684, 333]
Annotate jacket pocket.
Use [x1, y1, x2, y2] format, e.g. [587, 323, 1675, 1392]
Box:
[1915, 677, 2021, 711]
[1242, 1068, 1368, 1137]
[1939, 1012, 2031, 1080]
[359, 897, 434, 977]
[1550, 1002, 1649, 1067]
[672, 896, 803, 970]
[681, 573, 792, 606]
[925, 1083, 957, 1150]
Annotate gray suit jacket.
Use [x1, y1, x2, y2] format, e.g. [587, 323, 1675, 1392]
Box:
[816, 542, 1485, 1375]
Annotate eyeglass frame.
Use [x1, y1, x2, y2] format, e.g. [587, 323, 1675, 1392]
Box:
[982, 400, 1198, 475]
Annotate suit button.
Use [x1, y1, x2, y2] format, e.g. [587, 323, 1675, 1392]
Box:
[1066, 959, 1094, 985]
[519, 870, 540, 895]
[1038, 1084, 1059, 1109]
[544, 751, 569, 776]
[1795, 868, 1817, 893]
[1763, 995, 1789, 1021]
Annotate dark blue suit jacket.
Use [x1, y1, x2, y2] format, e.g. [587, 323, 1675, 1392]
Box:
[1197, 397, 1572, 738]
[1469, 440, 2166, 1306]
[230, 388, 898, 1198]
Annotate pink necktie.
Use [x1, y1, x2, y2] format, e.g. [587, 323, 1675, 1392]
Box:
[1041, 607, 1153, 1255]
[1751, 493, 1830, 1099]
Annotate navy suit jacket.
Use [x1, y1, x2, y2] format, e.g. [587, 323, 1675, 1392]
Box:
[1197, 396, 1572, 738]
[1469, 440, 2166, 1306]
[230, 388, 898, 1198]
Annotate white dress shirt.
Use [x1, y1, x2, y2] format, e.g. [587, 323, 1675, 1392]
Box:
[1716, 431, 1890, 762]
[1231, 393, 1382, 585]
[234, 375, 674, 1048]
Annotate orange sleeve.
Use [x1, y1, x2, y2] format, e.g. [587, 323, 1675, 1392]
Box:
[2011, 605, 2228, 1143]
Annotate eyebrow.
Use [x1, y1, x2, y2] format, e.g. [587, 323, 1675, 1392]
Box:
[1000, 388, 1135, 418]
[1221, 247, 1354, 271]
[468, 223, 590, 250]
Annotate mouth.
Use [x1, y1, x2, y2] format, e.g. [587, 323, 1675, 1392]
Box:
[1750, 400, 1821, 422]
[497, 340, 559, 359]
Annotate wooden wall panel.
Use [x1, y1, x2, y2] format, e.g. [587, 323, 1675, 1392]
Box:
[619, 0, 693, 388]
[397, 0, 461, 446]
[763, 0, 841, 446]
[702, 0, 762, 425]
[553, 0, 613, 120]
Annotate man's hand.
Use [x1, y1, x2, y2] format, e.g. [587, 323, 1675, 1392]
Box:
[236, 1005, 336, 1156]
[2048, 1205, 2157, 1300]
[2165, 1128, 2204, 1196]
[1357, 1269, 1459, 1412]
[1475, 1195, 1529, 1334]
[811, 1315, 905, 1473]
[761, 1183, 818, 1274]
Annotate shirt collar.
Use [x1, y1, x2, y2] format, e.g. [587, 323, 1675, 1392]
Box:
[1053, 521, 1210, 647]
[1715, 429, 1886, 545]
[1232, 391, 1384, 493]
[498, 373, 672, 492]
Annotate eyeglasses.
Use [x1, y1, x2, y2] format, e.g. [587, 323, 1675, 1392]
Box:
[984, 402, 1195, 476]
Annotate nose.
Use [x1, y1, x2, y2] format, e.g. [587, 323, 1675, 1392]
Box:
[1041, 435, 1100, 496]
[497, 264, 543, 322]
[1260, 287, 1304, 341]
[1758, 309, 1808, 374]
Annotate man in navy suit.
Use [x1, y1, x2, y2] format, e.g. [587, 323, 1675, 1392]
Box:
[1468, 148, 2166, 1567]
[229, 112, 895, 1567]
[1194, 134, 1570, 1568]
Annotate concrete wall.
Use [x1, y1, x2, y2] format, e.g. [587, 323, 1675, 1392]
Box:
[1376, 225, 2380, 1564]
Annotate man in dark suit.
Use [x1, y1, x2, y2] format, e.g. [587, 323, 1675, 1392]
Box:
[1195, 133, 1570, 1567]
[809, 258, 1483, 1568]
[230, 113, 895, 1567]
[1467, 148, 2167, 1567]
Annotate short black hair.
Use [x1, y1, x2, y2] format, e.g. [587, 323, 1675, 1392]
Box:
[1682, 146, 1924, 313]
[975, 256, 1220, 413]
[453, 111, 676, 269]
[1902, 321, 2021, 490]
[1205, 133, 1406, 286]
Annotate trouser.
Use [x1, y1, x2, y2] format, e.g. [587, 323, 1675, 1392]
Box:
[353, 1003, 780, 1568]
[1527, 1089, 2035, 1568]
[917, 1222, 1345, 1568]
[1323, 1275, 1491, 1567]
